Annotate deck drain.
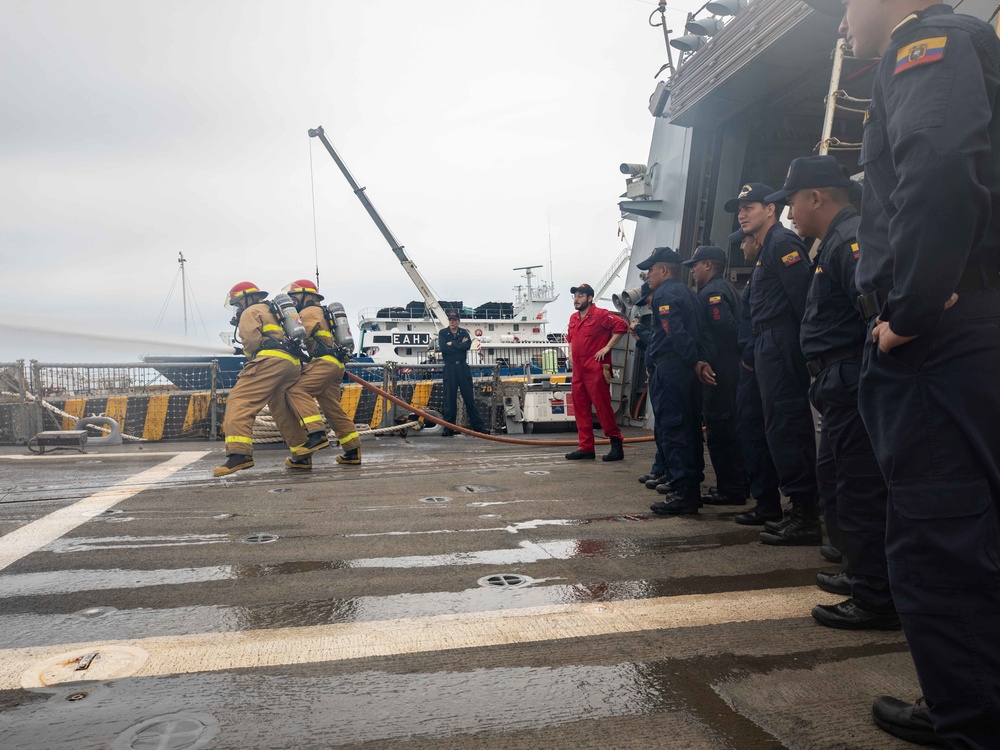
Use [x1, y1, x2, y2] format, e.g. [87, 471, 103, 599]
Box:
[418, 496, 452, 504]
[524, 470, 550, 476]
[478, 573, 533, 589]
[75, 606, 116, 619]
[22, 645, 149, 688]
[241, 533, 280, 544]
[111, 712, 219, 750]
[66, 691, 88, 702]
[268, 488, 296, 494]
[456, 485, 499, 493]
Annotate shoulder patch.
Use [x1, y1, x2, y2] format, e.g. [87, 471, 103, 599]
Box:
[658, 304, 670, 314]
[894, 36, 947, 75]
[708, 295, 722, 305]
[851, 242, 860, 259]
[781, 251, 802, 267]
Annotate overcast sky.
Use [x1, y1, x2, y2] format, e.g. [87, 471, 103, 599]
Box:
[2, 0, 703, 363]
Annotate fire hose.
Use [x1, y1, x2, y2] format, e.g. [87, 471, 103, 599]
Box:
[344, 371, 655, 447]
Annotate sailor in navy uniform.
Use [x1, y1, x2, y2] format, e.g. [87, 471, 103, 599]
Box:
[637, 246, 707, 514]
[729, 229, 782, 526]
[808, 0, 1000, 745]
[769, 156, 897, 632]
[724, 184, 820, 545]
[438, 311, 486, 436]
[683, 245, 749, 506]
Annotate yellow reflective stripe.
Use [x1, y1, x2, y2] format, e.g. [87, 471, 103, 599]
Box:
[301, 414, 324, 426]
[226, 435, 254, 445]
[338, 431, 360, 445]
[314, 330, 333, 338]
[262, 324, 282, 333]
[289, 442, 305, 453]
[256, 350, 300, 365]
[319, 355, 344, 368]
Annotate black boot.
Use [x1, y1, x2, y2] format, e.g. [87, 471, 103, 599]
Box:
[871, 697, 941, 746]
[213, 453, 254, 477]
[565, 449, 596, 460]
[602, 437, 624, 462]
[336, 447, 361, 465]
[296, 431, 331, 456]
[759, 504, 822, 546]
[285, 455, 312, 470]
[650, 485, 699, 515]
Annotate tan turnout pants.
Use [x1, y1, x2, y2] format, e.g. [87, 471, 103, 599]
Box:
[284, 358, 362, 451]
[222, 354, 322, 455]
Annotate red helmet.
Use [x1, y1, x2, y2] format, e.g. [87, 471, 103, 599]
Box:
[227, 281, 267, 306]
[284, 279, 325, 301]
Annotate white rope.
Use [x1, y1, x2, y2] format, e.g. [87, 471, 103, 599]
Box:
[252, 406, 419, 443]
[1, 391, 146, 442]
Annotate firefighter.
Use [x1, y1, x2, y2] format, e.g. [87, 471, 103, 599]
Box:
[282, 279, 362, 468]
[214, 282, 329, 477]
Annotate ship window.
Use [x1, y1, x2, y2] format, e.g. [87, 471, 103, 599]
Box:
[407, 324, 414, 331]
[395, 347, 414, 356]
[488, 324, 495, 332]
[373, 335, 392, 343]
[513, 324, 520, 332]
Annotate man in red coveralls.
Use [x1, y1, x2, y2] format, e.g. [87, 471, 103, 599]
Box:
[565, 283, 628, 461]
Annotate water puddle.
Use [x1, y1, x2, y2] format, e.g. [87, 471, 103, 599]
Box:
[43, 534, 230, 554]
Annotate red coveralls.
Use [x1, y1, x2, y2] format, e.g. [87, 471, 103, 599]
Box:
[566, 305, 627, 451]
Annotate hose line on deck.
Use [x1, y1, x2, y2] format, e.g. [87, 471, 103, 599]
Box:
[344, 371, 655, 447]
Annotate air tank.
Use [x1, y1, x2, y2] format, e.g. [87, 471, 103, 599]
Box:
[269, 293, 307, 342]
[325, 302, 355, 351]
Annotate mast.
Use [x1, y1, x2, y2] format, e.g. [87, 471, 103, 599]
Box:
[178, 251, 188, 337]
[308, 126, 450, 329]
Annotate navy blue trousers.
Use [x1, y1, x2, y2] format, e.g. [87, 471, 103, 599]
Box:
[442, 361, 485, 431]
[650, 361, 703, 490]
[810, 357, 892, 610]
[736, 366, 780, 511]
[858, 290, 1000, 748]
[753, 324, 818, 506]
[704, 355, 749, 499]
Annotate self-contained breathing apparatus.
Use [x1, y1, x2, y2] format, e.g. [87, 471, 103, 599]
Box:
[229, 289, 310, 361]
[323, 302, 355, 363]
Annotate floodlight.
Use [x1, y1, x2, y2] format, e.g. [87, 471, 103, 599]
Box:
[670, 34, 706, 53]
[706, 0, 748, 16]
[685, 17, 726, 36]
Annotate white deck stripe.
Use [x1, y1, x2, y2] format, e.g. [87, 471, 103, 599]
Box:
[0, 451, 209, 572]
[3, 586, 838, 690]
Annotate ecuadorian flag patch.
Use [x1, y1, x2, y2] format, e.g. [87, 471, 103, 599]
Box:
[782, 251, 802, 267]
[708, 295, 722, 305]
[895, 36, 947, 74]
[658, 305, 670, 314]
[851, 242, 860, 259]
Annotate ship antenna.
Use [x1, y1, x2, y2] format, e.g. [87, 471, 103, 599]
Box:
[309, 138, 321, 288]
[179, 251, 188, 337]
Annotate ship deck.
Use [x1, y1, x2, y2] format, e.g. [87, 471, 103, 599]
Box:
[0, 432, 917, 749]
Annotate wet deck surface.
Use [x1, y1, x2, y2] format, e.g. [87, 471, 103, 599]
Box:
[0, 432, 919, 749]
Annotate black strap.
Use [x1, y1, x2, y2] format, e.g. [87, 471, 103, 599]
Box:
[858, 287, 891, 321]
[752, 314, 793, 337]
[806, 343, 864, 378]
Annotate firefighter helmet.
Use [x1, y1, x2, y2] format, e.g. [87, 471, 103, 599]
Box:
[227, 281, 267, 307]
[284, 279, 325, 301]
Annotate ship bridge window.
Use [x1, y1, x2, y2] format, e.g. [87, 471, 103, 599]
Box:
[395, 348, 414, 356]
[513, 324, 520, 331]
[488, 324, 495, 332]
[373, 335, 392, 343]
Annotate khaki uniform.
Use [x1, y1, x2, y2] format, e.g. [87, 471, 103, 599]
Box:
[222, 303, 323, 456]
[284, 305, 361, 451]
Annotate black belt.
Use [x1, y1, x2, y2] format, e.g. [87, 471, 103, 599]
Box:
[858, 263, 1000, 320]
[752, 314, 793, 337]
[805, 344, 864, 378]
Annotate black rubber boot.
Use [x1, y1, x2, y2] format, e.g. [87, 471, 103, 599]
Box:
[565, 449, 596, 460]
[336, 447, 361, 465]
[759, 504, 822, 546]
[296, 431, 331, 456]
[213, 454, 254, 477]
[602, 437, 624, 462]
[285, 455, 312, 470]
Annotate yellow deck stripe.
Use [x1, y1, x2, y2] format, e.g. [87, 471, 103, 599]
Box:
[341, 384, 362, 422]
[410, 381, 434, 410]
[142, 394, 170, 441]
[60, 399, 87, 431]
[370, 393, 385, 428]
[104, 396, 128, 429]
[181, 393, 210, 436]
[4, 586, 838, 690]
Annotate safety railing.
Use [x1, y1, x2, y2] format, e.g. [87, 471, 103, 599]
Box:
[0, 359, 523, 444]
